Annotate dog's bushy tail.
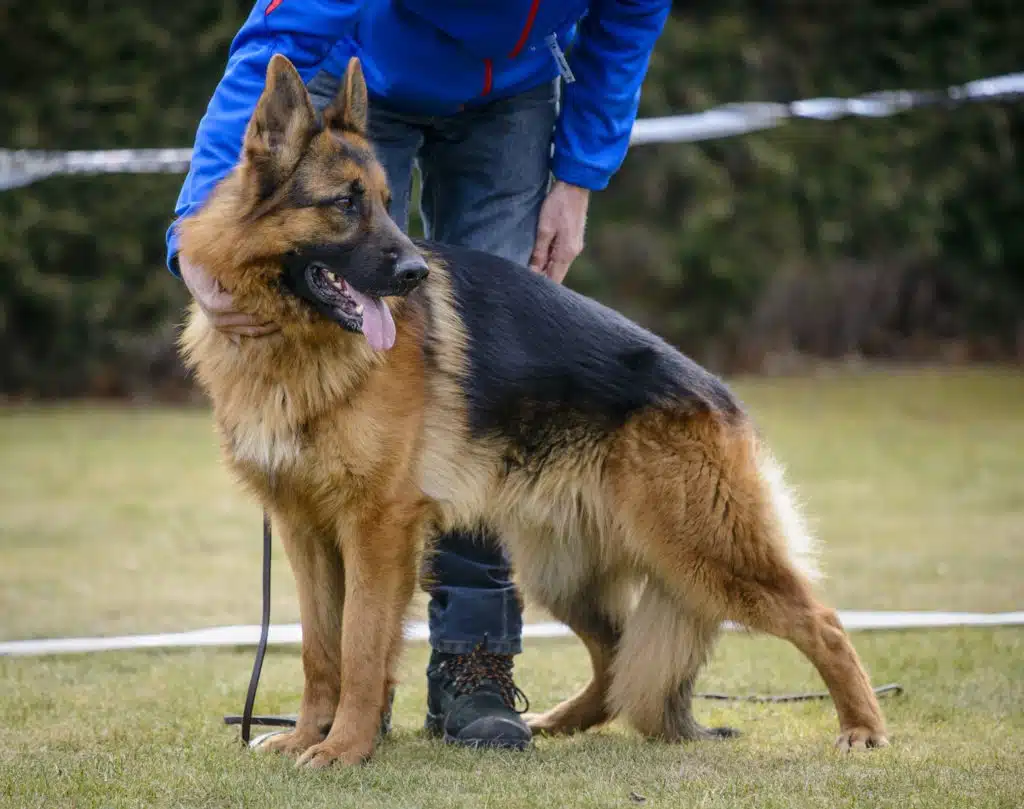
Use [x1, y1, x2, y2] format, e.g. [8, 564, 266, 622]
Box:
[606, 577, 721, 740]
[753, 442, 822, 586]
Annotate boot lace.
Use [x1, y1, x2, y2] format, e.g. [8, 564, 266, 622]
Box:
[438, 641, 530, 714]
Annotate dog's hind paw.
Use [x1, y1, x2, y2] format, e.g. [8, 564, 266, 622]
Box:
[835, 726, 889, 752]
[661, 717, 741, 743]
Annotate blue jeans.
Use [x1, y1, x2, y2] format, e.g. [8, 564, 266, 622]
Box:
[304, 79, 555, 656]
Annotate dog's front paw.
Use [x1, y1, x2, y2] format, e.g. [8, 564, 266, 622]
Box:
[296, 737, 373, 769]
[835, 726, 889, 752]
[256, 727, 324, 758]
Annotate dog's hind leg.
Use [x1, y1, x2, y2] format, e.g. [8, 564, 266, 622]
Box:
[711, 444, 888, 751]
[526, 597, 619, 736]
[611, 411, 888, 751]
[743, 586, 888, 751]
[258, 507, 346, 758]
[677, 560, 888, 751]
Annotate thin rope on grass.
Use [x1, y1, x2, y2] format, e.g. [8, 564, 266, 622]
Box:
[696, 683, 904, 703]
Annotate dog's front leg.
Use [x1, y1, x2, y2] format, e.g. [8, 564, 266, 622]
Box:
[257, 509, 345, 758]
[297, 510, 418, 769]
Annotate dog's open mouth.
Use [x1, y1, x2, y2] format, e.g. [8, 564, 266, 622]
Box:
[308, 264, 396, 351]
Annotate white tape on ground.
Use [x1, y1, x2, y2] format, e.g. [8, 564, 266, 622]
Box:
[2, 612, 1021, 658]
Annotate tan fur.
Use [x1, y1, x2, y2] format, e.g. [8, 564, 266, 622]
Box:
[596, 412, 885, 745]
[178, 55, 888, 768]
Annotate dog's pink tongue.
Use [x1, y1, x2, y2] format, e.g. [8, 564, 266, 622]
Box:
[347, 286, 396, 351]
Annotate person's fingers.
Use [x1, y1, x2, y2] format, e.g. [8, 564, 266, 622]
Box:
[540, 234, 563, 280]
[180, 257, 278, 336]
[530, 214, 556, 274]
[201, 284, 237, 316]
[547, 243, 578, 284]
[228, 323, 281, 338]
[539, 227, 582, 284]
[207, 311, 265, 329]
[211, 315, 280, 336]
[181, 258, 237, 316]
[191, 274, 236, 316]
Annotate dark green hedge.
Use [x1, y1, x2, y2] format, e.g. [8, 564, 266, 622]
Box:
[0, 1, 251, 397]
[2, 1, 1021, 397]
[571, 1, 1024, 368]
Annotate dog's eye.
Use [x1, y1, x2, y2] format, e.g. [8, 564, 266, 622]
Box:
[334, 182, 364, 214]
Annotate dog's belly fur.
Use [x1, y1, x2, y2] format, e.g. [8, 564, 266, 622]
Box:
[419, 430, 620, 614]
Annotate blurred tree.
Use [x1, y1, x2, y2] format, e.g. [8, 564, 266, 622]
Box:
[1, 0, 1021, 396]
[0, 1, 251, 397]
[571, 0, 1024, 369]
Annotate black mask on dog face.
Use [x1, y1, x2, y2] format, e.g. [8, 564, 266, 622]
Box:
[279, 243, 428, 351]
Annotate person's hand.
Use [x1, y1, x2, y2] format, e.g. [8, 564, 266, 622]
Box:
[529, 180, 590, 285]
[179, 257, 279, 337]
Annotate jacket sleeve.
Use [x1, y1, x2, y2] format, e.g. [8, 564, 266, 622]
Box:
[165, 0, 366, 275]
[551, 0, 671, 192]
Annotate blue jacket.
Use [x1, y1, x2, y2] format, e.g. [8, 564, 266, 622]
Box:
[166, 0, 671, 272]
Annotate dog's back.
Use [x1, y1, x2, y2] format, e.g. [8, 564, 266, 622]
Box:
[418, 240, 743, 440]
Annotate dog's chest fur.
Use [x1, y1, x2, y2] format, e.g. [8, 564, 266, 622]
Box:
[223, 399, 305, 477]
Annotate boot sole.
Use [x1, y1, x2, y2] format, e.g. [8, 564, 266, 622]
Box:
[425, 711, 531, 751]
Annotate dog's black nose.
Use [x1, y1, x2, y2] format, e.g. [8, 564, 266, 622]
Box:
[394, 255, 429, 285]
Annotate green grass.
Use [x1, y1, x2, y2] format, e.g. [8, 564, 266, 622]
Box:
[1, 632, 1021, 809]
[1, 367, 1023, 807]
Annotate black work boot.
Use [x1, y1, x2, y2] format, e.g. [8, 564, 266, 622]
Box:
[425, 641, 532, 750]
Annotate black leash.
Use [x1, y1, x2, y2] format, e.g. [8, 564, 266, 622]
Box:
[223, 506, 297, 744]
[223, 509, 903, 744]
[696, 683, 903, 703]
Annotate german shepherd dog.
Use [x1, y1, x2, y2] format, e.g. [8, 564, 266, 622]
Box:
[177, 54, 889, 768]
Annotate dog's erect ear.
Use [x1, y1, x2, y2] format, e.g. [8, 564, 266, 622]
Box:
[323, 57, 368, 136]
[243, 54, 316, 186]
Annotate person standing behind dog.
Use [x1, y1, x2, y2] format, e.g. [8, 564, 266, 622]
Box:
[167, 0, 672, 751]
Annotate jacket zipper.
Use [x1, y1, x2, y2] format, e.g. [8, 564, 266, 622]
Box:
[481, 58, 493, 96]
[508, 0, 542, 58]
[478, 0, 541, 99]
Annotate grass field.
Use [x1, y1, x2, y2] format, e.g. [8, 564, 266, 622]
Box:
[1, 367, 1022, 808]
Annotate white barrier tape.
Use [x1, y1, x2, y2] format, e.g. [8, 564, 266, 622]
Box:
[2, 71, 1022, 190]
[629, 71, 1024, 145]
[2, 611, 1021, 658]
[0, 147, 194, 192]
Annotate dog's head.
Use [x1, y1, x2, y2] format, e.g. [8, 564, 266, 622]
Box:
[179, 54, 428, 351]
